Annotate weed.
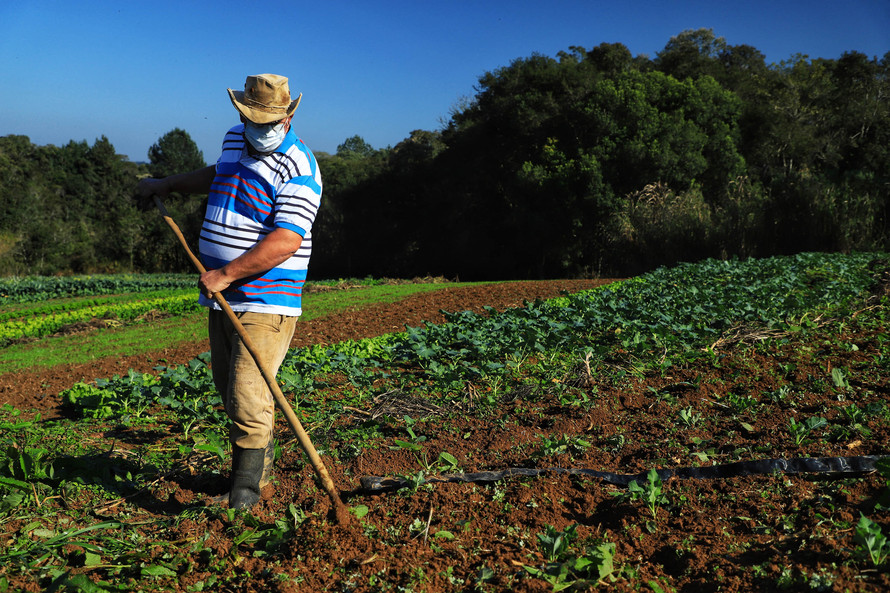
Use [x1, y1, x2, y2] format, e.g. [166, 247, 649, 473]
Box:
[626, 469, 669, 523]
[677, 407, 701, 429]
[854, 514, 890, 566]
[436, 451, 461, 473]
[397, 470, 428, 496]
[831, 367, 850, 390]
[534, 434, 591, 459]
[787, 416, 827, 445]
[725, 392, 759, 415]
[391, 415, 437, 470]
[766, 384, 792, 403]
[649, 386, 678, 406]
[523, 524, 620, 590]
[602, 432, 626, 453]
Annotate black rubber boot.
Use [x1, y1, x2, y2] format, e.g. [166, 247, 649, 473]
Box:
[229, 446, 265, 510]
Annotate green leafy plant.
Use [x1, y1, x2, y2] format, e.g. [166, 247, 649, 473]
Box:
[2, 253, 888, 591]
[534, 434, 591, 459]
[396, 470, 427, 496]
[787, 416, 827, 446]
[228, 503, 307, 554]
[677, 407, 701, 428]
[831, 367, 850, 390]
[627, 469, 669, 522]
[524, 524, 619, 590]
[854, 514, 890, 566]
[391, 415, 434, 471]
[436, 451, 461, 473]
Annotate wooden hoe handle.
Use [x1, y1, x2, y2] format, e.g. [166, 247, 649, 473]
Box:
[153, 196, 349, 523]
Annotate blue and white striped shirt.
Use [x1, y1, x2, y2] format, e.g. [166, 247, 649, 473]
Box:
[198, 124, 322, 316]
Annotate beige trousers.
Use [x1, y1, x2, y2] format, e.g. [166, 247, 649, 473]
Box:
[208, 310, 297, 449]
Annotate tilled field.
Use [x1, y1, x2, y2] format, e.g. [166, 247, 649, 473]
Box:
[1, 278, 889, 592]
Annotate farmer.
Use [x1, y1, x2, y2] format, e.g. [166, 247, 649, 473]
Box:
[136, 74, 322, 510]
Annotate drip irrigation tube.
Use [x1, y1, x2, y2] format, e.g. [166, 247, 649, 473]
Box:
[359, 454, 888, 492]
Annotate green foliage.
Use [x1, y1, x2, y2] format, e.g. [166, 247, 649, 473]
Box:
[60, 354, 226, 432]
[308, 34, 890, 280]
[147, 128, 206, 178]
[787, 416, 828, 446]
[524, 524, 620, 590]
[336, 135, 376, 160]
[0, 253, 887, 590]
[0, 290, 200, 345]
[627, 469, 669, 521]
[0, 132, 205, 275]
[854, 514, 890, 566]
[0, 273, 195, 303]
[39, 252, 877, 462]
[534, 434, 591, 459]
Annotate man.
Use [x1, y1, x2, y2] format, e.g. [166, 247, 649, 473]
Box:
[136, 74, 323, 510]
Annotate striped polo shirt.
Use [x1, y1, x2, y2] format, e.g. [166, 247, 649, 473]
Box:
[197, 124, 322, 316]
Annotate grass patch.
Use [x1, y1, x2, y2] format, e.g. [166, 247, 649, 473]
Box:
[0, 312, 209, 373]
[301, 281, 483, 315]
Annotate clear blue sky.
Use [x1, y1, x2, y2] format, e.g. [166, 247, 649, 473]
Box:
[1, 0, 887, 163]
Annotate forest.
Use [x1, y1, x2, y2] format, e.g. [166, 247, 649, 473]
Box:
[0, 29, 887, 280]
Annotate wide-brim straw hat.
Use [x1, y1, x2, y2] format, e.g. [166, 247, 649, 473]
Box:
[228, 74, 301, 124]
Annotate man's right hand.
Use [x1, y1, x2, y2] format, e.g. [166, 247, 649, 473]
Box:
[135, 177, 170, 208]
[135, 166, 216, 209]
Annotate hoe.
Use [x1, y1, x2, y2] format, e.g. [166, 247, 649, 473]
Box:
[152, 196, 349, 524]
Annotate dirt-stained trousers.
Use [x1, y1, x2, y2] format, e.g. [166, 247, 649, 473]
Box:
[208, 310, 297, 449]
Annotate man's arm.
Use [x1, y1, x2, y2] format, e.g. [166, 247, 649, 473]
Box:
[136, 165, 217, 200]
[199, 227, 303, 297]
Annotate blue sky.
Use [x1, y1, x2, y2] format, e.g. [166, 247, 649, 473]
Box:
[1, 1, 887, 163]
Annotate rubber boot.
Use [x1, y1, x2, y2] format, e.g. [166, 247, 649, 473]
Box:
[229, 446, 265, 510]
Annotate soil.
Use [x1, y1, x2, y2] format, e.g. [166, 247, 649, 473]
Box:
[2, 279, 889, 592]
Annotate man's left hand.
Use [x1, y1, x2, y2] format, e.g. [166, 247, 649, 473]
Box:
[199, 268, 233, 298]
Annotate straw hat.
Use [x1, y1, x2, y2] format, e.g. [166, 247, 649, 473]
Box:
[228, 74, 302, 124]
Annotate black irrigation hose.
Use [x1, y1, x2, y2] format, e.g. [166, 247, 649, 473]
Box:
[359, 455, 888, 492]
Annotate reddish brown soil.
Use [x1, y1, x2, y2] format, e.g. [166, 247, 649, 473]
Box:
[2, 279, 889, 592]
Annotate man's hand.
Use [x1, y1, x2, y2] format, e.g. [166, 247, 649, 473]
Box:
[134, 177, 170, 209]
[197, 228, 303, 299]
[134, 166, 216, 209]
[199, 268, 233, 299]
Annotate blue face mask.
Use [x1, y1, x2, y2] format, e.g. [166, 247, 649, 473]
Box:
[244, 120, 287, 153]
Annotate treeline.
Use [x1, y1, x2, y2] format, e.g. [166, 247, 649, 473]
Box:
[313, 30, 889, 279]
[0, 130, 207, 275]
[1, 29, 887, 279]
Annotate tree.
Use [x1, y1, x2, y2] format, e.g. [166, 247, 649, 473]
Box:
[656, 28, 727, 81]
[388, 130, 444, 173]
[336, 135, 376, 159]
[143, 129, 208, 272]
[587, 42, 635, 75]
[147, 128, 205, 178]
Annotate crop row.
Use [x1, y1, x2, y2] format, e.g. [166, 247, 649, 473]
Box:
[0, 274, 415, 305]
[0, 292, 202, 345]
[275, 251, 885, 396]
[0, 273, 197, 304]
[0, 289, 199, 323]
